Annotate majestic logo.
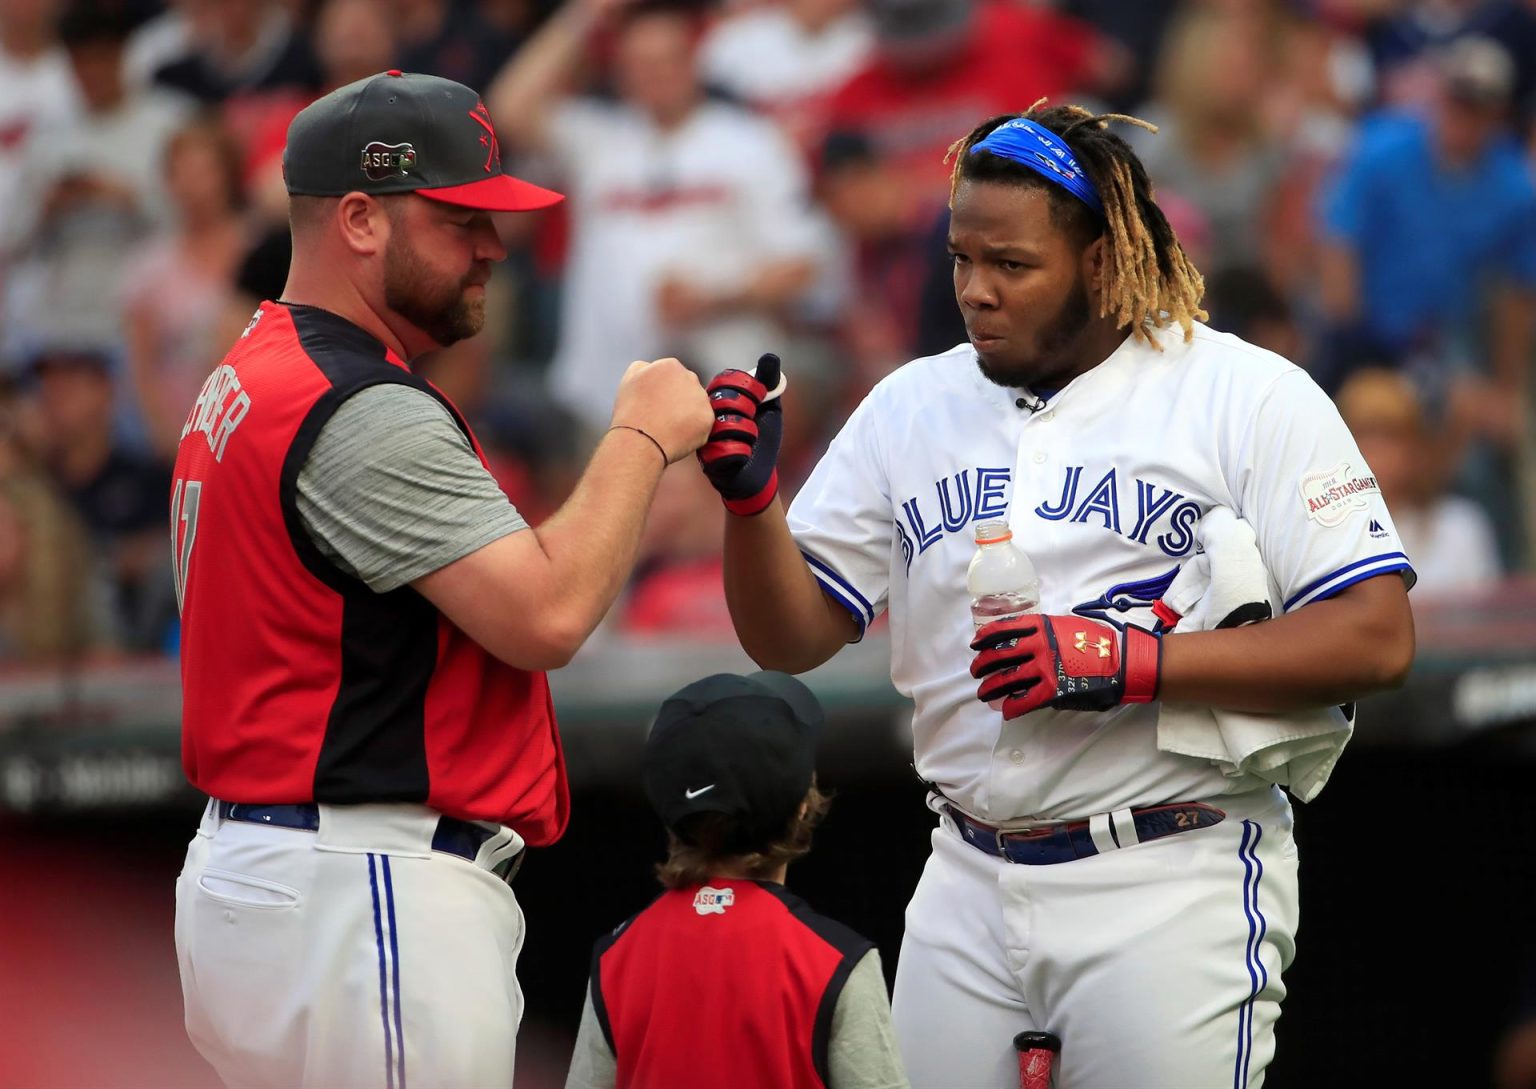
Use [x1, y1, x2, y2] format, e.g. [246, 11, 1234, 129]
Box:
[693, 886, 735, 916]
[360, 141, 416, 181]
[1300, 462, 1379, 527]
[1369, 519, 1389, 539]
[468, 102, 499, 173]
[1074, 632, 1112, 658]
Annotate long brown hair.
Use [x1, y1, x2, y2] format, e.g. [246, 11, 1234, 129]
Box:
[656, 781, 832, 889]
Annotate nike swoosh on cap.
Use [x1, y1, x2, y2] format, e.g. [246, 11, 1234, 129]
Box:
[684, 785, 716, 799]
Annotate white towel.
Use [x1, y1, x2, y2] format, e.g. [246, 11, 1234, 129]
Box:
[1155, 507, 1353, 803]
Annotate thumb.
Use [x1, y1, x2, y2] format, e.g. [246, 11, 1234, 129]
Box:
[753, 353, 783, 402]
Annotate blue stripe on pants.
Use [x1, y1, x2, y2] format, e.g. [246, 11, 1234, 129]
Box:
[368, 853, 396, 1089]
[383, 856, 407, 1089]
[1234, 821, 1269, 1089]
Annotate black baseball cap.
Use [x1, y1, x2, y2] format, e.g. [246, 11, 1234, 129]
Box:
[282, 71, 564, 212]
[644, 672, 825, 850]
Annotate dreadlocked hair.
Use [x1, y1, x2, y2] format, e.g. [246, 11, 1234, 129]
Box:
[944, 101, 1207, 346]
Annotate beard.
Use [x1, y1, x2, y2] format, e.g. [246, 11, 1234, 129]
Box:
[383, 235, 486, 348]
[975, 277, 1093, 390]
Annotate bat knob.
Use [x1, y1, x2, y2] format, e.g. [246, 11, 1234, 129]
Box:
[1013, 1031, 1062, 1053]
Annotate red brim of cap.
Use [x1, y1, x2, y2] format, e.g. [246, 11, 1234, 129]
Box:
[417, 174, 565, 212]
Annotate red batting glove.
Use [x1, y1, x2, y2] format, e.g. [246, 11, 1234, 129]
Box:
[969, 614, 1162, 719]
[698, 353, 782, 516]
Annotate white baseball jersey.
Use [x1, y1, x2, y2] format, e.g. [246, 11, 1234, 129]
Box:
[544, 98, 826, 427]
[788, 321, 1416, 821]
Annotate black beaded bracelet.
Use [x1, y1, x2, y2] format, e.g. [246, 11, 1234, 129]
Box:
[608, 424, 669, 469]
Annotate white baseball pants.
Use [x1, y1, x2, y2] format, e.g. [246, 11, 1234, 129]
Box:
[174, 800, 526, 1089]
[892, 786, 1300, 1089]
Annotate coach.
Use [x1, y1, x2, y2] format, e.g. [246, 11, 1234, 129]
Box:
[171, 71, 711, 1088]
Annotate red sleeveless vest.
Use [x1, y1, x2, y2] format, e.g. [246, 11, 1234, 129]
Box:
[593, 880, 874, 1088]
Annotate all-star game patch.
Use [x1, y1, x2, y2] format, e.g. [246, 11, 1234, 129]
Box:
[1300, 462, 1379, 527]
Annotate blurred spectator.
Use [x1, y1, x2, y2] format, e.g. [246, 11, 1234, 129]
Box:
[1058, 0, 1179, 112]
[238, 0, 399, 223]
[24, 344, 174, 651]
[1366, 0, 1536, 122]
[1125, 1, 1289, 277]
[122, 117, 249, 457]
[618, 460, 731, 636]
[697, 0, 871, 150]
[1335, 367, 1502, 595]
[821, 0, 1124, 202]
[1259, 12, 1377, 297]
[0, 0, 81, 234]
[394, 0, 516, 94]
[123, 0, 195, 90]
[0, 467, 113, 664]
[490, 0, 824, 432]
[815, 129, 951, 396]
[150, 0, 319, 104]
[1315, 35, 1536, 422]
[1, 1, 191, 358]
[1203, 265, 1303, 364]
[475, 384, 586, 525]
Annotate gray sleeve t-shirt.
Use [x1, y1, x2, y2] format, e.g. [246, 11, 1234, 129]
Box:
[295, 383, 527, 592]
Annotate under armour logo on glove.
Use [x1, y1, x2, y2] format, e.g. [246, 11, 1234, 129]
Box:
[970, 614, 1162, 718]
[1073, 631, 1113, 657]
[698, 353, 784, 516]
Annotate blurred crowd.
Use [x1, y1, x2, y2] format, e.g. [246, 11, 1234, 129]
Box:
[0, 0, 1532, 666]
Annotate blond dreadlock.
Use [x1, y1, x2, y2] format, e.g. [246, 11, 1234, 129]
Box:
[944, 101, 1207, 346]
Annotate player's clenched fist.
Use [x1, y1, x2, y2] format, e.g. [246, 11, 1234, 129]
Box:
[698, 353, 784, 516]
[969, 615, 1162, 719]
[610, 357, 713, 463]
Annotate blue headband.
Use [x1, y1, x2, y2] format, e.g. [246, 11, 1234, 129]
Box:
[969, 117, 1102, 214]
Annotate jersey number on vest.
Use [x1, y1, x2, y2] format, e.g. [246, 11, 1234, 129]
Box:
[171, 477, 202, 616]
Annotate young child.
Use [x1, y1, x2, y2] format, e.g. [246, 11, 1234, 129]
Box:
[564, 671, 909, 1089]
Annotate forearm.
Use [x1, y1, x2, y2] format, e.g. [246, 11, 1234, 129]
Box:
[724, 499, 854, 673]
[1158, 576, 1414, 712]
[533, 427, 666, 642]
[722, 259, 817, 315]
[485, 2, 593, 150]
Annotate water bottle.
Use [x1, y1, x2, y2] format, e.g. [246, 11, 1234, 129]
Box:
[967, 521, 1041, 709]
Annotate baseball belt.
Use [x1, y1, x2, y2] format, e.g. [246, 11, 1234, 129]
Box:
[943, 801, 1226, 865]
[215, 801, 525, 883]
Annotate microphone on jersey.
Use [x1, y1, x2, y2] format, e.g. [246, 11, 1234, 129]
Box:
[1014, 393, 1045, 414]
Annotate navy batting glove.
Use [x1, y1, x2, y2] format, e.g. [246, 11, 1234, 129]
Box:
[698, 353, 783, 516]
[969, 614, 1162, 719]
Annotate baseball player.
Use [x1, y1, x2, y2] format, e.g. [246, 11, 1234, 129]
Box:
[565, 671, 908, 1089]
[170, 72, 712, 1088]
[700, 104, 1417, 1087]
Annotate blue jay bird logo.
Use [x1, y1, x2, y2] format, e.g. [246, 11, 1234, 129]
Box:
[1072, 567, 1181, 630]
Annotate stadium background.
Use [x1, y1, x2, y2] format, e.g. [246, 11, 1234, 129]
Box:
[1, 0, 1535, 1085]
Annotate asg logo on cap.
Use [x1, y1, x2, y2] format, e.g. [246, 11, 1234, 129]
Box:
[360, 141, 416, 181]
